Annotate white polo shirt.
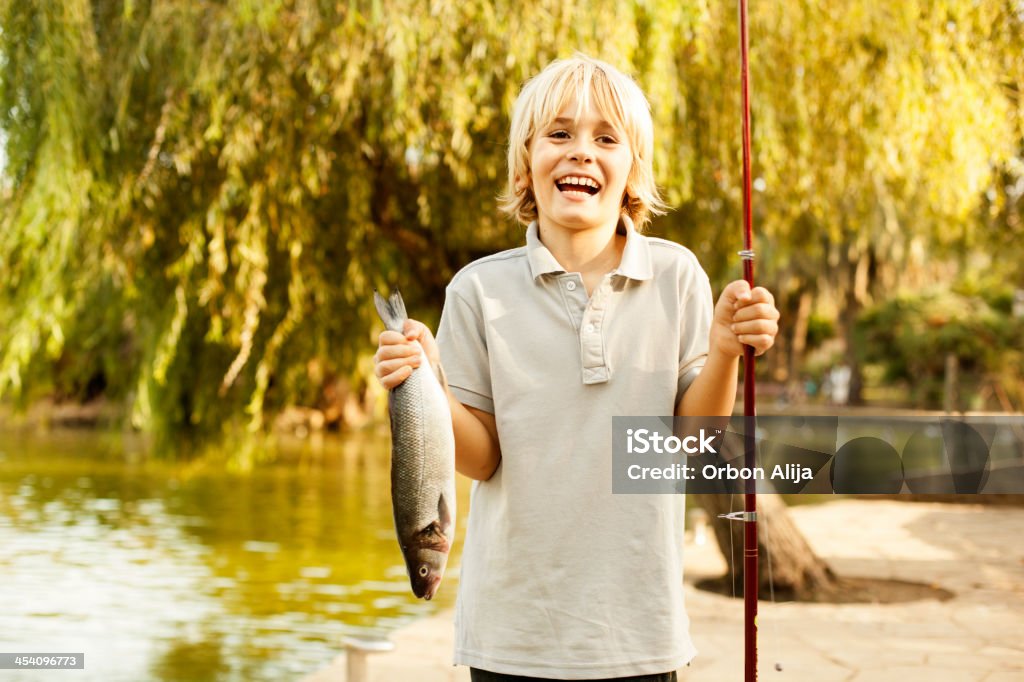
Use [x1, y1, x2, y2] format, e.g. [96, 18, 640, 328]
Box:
[436, 216, 712, 679]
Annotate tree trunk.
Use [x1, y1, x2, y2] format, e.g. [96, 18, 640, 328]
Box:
[787, 290, 813, 398]
[840, 285, 865, 405]
[693, 493, 837, 600]
[838, 247, 873, 406]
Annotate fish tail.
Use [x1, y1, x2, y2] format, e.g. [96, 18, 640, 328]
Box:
[373, 289, 408, 333]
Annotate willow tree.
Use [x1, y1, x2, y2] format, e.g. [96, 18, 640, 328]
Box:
[665, 0, 1023, 396]
[0, 0, 713, 444]
[6, 0, 1019, 437]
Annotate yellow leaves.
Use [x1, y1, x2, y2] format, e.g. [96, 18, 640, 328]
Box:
[741, 0, 1017, 257]
[206, 208, 229, 278]
[450, 125, 472, 161]
[299, 145, 322, 196]
[153, 283, 188, 386]
[245, 236, 307, 431]
[4, 0, 1023, 437]
[221, 112, 263, 170]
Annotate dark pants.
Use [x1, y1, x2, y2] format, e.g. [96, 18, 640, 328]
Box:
[470, 669, 677, 682]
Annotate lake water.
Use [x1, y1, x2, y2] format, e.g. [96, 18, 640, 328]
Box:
[0, 427, 471, 681]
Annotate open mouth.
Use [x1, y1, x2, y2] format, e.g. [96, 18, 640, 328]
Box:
[556, 175, 600, 196]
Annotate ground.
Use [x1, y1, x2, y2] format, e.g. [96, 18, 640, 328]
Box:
[305, 499, 1024, 682]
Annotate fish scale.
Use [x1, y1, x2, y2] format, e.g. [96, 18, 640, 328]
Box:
[374, 290, 456, 600]
[389, 366, 451, 535]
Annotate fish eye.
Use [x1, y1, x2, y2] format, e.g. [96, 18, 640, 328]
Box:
[418, 565, 429, 577]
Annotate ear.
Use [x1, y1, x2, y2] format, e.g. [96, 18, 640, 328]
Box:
[622, 175, 637, 207]
[514, 173, 530, 192]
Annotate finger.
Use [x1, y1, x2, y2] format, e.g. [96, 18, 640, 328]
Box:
[731, 303, 781, 324]
[736, 333, 777, 355]
[380, 364, 416, 389]
[748, 286, 775, 305]
[379, 330, 411, 346]
[731, 286, 776, 314]
[736, 334, 775, 355]
[721, 279, 753, 305]
[403, 319, 434, 342]
[375, 355, 422, 379]
[731, 319, 779, 337]
[374, 343, 422, 362]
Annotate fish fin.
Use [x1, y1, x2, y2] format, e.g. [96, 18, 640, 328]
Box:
[413, 522, 450, 548]
[373, 289, 408, 333]
[437, 492, 452, 531]
[416, 521, 450, 553]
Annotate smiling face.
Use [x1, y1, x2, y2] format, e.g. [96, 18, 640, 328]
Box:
[500, 55, 666, 231]
[526, 100, 633, 237]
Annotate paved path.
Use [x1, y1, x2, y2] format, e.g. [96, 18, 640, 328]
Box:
[305, 500, 1024, 681]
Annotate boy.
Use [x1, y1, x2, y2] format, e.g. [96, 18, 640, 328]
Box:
[374, 54, 779, 681]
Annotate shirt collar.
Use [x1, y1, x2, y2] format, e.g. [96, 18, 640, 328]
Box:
[614, 215, 653, 281]
[525, 221, 565, 279]
[525, 216, 653, 282]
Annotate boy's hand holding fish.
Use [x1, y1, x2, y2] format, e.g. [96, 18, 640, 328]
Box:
[374, 318, 441, 390]
[375, 300, 502, 482]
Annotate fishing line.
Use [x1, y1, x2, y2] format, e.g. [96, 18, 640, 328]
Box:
[728, 492, 737, 600]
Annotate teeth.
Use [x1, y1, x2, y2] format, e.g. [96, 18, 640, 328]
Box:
[557, 176, 600, 190]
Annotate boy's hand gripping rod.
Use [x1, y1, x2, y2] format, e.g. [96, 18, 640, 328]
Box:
[716, 1, 760, 680]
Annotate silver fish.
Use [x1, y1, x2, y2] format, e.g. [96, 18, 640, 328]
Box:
[374, 290, 456, 600]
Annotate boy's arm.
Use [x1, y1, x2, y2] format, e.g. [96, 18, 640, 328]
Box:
[449, 395, 502, 481]
[675, 280, 779, 417]
[375, 320, 502, 481]
[675, 348, 739, 417]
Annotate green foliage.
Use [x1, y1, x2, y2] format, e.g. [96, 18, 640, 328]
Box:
[1, 0, 1023, 442]
[805, 313, 835, 352]
[856, 287, 1024, 408]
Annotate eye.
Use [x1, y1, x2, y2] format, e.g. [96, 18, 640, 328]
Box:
[597, 134, 618, 144]
[548, 130, 570, 139]
[418, 565, 430, 577]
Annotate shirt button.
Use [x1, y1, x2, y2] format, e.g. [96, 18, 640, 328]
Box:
[585, 323, 596, 333]
[566, 281, 577, 291]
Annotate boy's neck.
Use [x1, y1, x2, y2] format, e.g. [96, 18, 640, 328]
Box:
[540, 220, 618, 276]
[537, 219, 625, 281]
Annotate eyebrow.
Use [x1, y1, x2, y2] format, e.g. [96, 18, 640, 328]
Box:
[549, 116, 618, 129]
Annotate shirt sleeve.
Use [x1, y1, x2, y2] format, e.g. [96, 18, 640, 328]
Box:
[436, 285, 494, 414]
[677, 264, 713, 399]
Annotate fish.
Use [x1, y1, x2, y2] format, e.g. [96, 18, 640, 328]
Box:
[374, 289, 456, 600]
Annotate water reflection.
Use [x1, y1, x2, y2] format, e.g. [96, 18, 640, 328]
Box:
[0, 428, 470, 681]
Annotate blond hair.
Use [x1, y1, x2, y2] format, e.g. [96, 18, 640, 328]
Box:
[499, 53, 668, 230]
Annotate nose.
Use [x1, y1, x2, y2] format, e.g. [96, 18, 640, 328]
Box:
[567, 140, 594, 163]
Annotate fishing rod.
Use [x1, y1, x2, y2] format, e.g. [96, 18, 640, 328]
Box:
[738, 0, 759, 679]
[714, 1, 758, 677]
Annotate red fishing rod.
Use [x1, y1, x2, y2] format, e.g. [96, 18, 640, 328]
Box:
[716, 3, 758, 678]
[739, 0, 759, 680]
